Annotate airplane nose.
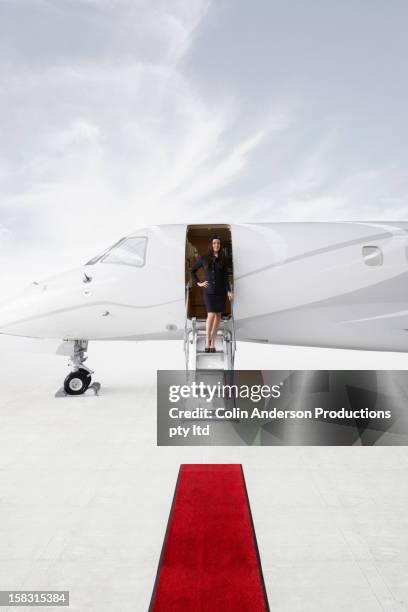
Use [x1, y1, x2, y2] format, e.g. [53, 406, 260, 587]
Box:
[0, 283, 48, 336]
[0, 266, 94, 339]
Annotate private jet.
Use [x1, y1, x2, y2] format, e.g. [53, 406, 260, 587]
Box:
[0, 222, 407, 394]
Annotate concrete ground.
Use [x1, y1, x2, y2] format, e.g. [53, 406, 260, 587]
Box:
[0, 336, 407, 611]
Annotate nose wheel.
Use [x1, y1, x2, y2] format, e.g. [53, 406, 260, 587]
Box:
[59, 339, 94, 396]
[64, 368, 92, 395]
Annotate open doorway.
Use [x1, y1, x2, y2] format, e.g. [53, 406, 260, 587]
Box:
[185, 224, 233, 320]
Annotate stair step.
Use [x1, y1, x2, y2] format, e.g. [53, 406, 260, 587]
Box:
[196, 358, 226, 369]
[194, 317, 231, 321]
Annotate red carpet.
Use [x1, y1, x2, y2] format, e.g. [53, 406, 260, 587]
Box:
[150, 464, 269, 611]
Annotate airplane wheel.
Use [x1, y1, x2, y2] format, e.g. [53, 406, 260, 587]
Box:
[64, 370, 92, 395]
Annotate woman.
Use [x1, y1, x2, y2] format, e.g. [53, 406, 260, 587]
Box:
[190, 234, 233, 352]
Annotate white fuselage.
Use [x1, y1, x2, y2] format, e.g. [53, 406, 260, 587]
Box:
[0, 222, 407, 352]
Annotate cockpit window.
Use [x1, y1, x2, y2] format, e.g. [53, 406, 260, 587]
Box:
[86, 236, 147, 267]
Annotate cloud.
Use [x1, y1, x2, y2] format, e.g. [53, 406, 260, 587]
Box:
[206, 130, 408, 223]
[0, 0, 288, 295]
[0, 0, 407, 297]
[0, 1, 216, 288]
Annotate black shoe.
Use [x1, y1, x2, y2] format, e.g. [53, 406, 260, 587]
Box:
[211, 347, 216, 353]
[205, 347, 211, 353]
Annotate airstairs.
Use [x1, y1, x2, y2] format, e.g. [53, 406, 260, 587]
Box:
[184, 285, 236, 370]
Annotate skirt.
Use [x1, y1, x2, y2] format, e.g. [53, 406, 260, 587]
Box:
[203, 291, 227, 313]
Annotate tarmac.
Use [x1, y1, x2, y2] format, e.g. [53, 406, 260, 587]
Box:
[0, 336, 407, 611]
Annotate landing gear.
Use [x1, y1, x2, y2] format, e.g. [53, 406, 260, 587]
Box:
[63, 340, 94, 396]
[64, 368, 92, 395]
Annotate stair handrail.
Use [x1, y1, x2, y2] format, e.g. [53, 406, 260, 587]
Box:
[231, 283, 236, 350]
[184, 281, 192, 367]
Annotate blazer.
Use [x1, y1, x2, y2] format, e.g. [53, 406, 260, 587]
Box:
[190, 254, 232, 295]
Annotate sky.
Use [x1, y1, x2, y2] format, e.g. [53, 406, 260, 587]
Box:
[0, 0, 408, 290]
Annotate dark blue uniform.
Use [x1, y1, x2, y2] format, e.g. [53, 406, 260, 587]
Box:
[190, 254, 231, 313]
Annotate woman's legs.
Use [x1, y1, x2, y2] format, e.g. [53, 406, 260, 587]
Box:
[210, 312, 222, 348]
[206, 312, 215, 348]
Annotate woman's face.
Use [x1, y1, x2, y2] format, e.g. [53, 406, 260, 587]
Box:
[212, 238, 221, 253]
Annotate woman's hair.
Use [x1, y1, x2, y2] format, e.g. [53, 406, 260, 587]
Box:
[203, 234, 225, 268]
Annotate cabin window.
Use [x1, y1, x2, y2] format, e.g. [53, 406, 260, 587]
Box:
[362, 245, 383, 266]
[86, 236, 147, 267]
